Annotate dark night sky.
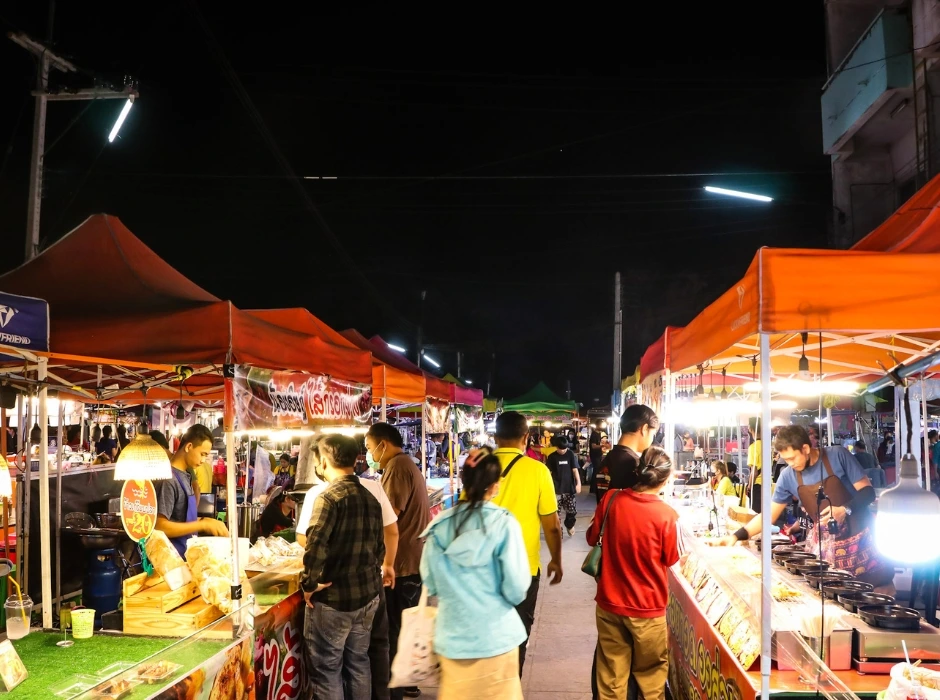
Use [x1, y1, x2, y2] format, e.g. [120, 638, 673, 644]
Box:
[0, 4, 831, 407]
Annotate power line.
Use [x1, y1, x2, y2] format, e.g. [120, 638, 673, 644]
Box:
[183, 0, 415, 331]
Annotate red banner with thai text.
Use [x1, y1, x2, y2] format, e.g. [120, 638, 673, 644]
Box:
[233, 365, 372, 430]
[253, 591, 308, 699]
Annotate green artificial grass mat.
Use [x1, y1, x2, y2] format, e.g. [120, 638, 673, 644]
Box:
[8, 632, 230, 698]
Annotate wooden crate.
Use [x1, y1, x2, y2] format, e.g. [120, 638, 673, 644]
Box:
[123, 572, 223, 638]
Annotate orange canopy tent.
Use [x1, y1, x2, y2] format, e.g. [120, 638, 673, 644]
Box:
[247, 309, 425, 406]
[852, 173, 940, 253]
[0, 215, 373, 401]
[651, 247, 940, 380]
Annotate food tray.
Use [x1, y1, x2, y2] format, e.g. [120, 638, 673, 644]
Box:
[785, 559, 829, 575]
[95, 662, 136, 679]
[50, 674, 101, 698]
[89, 677, 141, 699]
[803, 570, 853, 589]
[838, 591, 895, 613]
[135, 661, 183, 684]
[773, 551, 815, 565]
[820, 579, 873, 600]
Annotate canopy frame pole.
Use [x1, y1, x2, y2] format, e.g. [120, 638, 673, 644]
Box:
[421, 408, 428, 479]
[923, 374, 931, 492]
[38, 357, 52, 629]
[664, 370, 674, 463]
[16, 392, 25, 593]
[759, 333, 772, 700]
[55, 398, 63, 624]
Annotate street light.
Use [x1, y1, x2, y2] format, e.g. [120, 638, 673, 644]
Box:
[704, 186, 773, 203]
[387, 343, 406, 353]
[422, 353, 441, 368]
[108, 97, 134, 143]
[464, 379, 472, 385]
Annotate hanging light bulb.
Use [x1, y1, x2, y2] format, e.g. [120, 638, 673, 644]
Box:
[720, 368, 728, 401]
[113, 433, 172, 481]
[876, 387, 940, 563]
[798, 332, 811, 381]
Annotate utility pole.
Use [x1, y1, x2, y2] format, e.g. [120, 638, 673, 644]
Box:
[567, 379, 572, 400]
[10, 31, 137, 261]
[456, 352, 462, 379]
[612, 272, 622, 439]
[416, 290, 426, 369]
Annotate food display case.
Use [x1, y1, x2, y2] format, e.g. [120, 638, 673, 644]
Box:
[2, 605, 253, 699]
[668, 497, 931, 699]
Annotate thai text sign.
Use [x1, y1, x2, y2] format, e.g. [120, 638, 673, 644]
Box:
[233, 365, 372, 430]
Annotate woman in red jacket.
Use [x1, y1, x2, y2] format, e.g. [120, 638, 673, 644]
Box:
[586, 446, 678, 700]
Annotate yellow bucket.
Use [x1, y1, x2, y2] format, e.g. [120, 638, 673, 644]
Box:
[72, 609, 96, 639]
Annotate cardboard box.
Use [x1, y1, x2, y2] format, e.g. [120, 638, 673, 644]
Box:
[728, 505, 757, 524]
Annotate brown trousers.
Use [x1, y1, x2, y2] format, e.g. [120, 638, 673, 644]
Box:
[595, 606, 668, 700]
[438, 648, 523, 700]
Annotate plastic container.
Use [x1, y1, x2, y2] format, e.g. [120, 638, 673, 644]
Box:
[4, 595, 32, 640]
[50, 675, 100, 698]
[72, 608, 96, 639]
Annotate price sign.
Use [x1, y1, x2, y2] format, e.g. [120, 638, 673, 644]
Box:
[121, 480, 158, 542]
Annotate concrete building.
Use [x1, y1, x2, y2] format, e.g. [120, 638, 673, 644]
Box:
[824, 0, 940, 247]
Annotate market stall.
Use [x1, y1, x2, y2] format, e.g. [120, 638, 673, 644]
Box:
[0, 214, 374, 696]
[640, 245, 940, 700]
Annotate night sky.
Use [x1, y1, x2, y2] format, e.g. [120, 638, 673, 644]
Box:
[0, 4, 831, 407]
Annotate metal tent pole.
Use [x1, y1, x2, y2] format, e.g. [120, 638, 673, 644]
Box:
[759, 333, 772, 700]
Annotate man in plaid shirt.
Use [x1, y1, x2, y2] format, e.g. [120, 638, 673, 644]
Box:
[302, 434, 385, 700]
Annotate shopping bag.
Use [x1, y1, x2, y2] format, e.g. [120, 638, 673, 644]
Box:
[388, 586, 440, 687]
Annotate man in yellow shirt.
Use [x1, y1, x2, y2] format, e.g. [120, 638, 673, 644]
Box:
[492, 411, 563, 674]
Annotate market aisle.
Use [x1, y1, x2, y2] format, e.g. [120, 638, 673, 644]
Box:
[418, 491, 599, 700]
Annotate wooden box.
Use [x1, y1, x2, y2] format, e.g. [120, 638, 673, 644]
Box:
[727, 505, 757, 524]
[123, 572, 223, 638]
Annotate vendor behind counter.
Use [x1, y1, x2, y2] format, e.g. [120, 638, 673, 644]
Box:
[156, 424, 228, 557]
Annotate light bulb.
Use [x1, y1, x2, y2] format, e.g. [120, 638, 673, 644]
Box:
[875, 454, 940, 563]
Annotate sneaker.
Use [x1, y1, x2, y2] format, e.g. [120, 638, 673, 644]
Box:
[403, 690, 421, 698]
[567, 526, 576, 537]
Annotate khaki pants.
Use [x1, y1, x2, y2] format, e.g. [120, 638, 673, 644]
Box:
[439, 648, 523, 700]
[595, 606, 668, 700]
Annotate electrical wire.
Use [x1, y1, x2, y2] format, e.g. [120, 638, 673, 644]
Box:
[184, 0, 415, 331]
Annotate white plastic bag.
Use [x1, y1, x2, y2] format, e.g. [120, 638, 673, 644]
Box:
[388, 586, 440, 688]
[886, 662, 940, 700]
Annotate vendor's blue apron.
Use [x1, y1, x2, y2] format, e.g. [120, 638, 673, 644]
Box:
[170, 469, 198, 558]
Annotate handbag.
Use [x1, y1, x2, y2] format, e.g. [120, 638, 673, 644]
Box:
[581, 490, 620, 579]
[389, 586, 440, 687]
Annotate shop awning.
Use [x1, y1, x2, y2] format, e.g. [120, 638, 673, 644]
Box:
[441, 373, 484, 406]
[658, 247, 940, 378]
[0, 215, 373, 400]
[852, 173, 940, 253]
[504, 381, 578, 415]
[340, 329, 440, 403]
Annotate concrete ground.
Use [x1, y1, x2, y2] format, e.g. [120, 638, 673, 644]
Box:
[417, 491, 599, 699]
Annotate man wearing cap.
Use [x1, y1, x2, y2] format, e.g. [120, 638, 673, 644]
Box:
[545, 435, 581, 537]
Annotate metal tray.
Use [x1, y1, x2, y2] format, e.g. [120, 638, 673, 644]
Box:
[857, 604, 921, 631]
[837, 591, 895, 613]
[819, 579, 873, 600]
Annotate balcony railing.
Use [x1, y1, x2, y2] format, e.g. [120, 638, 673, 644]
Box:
[821, 10, 913, 154]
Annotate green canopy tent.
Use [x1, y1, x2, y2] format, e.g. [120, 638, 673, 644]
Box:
[503, 381, 578, 416]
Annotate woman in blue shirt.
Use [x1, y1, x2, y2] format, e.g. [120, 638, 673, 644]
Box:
[419, 448, 530, 699]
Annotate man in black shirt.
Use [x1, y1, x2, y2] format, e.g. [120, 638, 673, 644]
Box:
[546, 436, 581, 536]
[593, 404, 660, 503]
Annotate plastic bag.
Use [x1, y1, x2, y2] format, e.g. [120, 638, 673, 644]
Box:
[886, 662, 940, 700]
[388, 587, 440, 688]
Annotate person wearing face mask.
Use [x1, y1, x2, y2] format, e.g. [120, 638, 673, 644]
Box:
[296, 437, 400, 700]
[365, 423, 431, 700]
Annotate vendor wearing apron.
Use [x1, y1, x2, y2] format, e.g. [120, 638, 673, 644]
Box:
[718, 424, 893, 595]
[155, 424, 229, 557]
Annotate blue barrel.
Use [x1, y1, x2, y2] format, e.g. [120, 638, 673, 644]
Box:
[83, 550, 121, 627]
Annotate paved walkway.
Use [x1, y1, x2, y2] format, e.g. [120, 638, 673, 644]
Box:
[418, 491, 599, 699]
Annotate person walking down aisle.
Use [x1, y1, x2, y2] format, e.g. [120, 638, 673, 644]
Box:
[492, 411, 563, 675]
[420, 448, 530, 700]
[546, 436, 581, 537]
[366, 423, 431, 700]
[588, 447, 679, 700]
[301, 435, 385, 700]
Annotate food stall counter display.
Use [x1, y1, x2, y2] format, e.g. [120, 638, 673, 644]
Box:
[0, 641, 27, 692]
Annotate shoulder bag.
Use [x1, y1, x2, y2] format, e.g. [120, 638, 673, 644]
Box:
[581, 489, 620, 579]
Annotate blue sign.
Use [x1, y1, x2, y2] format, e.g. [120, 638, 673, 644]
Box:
[0, 291, 49, 353]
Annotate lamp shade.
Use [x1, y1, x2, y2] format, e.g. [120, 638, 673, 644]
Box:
[0, 454, 12, 500]
[875, 453, 940, 563]
[113, 434, 172, 481]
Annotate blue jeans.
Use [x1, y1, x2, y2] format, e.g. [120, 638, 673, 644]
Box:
[305, 595, 380, 700]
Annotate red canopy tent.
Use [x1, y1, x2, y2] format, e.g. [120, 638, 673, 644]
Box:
[248, 309, 425, 406]
[0, 215, 372, 401]
[852, 173, 940, 253]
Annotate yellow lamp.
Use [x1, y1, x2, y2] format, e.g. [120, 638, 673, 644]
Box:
[113, 433, 172, 481]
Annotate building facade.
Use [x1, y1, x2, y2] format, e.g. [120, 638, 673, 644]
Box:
[825, 0, 940, 247]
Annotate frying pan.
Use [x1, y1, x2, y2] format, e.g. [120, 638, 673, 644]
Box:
[837, 591, 896, 613]
[857, 604, 921, 631]
[819, 579, 873, 600]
